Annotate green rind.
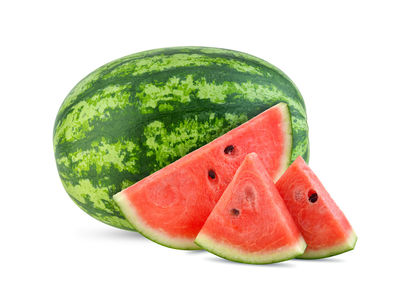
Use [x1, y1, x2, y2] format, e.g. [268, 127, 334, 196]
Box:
[113, 191, 200, 250]
[67, 190, 133, 231]
[195, 233, 307, 264]
[297, 230, 357, 259]
[54, 46, 309, 230]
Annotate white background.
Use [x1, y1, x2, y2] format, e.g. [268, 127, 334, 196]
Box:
[1, 0, 399, 282]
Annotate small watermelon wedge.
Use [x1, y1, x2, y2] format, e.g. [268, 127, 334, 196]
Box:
[195, 153, 306, 264]
[276, 156, 357, 259]
[113, 103, 292, 249]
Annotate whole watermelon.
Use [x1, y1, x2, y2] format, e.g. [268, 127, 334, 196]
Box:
[53, 47, 309, 230]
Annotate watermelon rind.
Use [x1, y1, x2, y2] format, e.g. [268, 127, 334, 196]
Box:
[195, 233, 307, 264]
[113, 192, 200, 250]
[297, 230, 357, 259]
[275, 103, 292, 180]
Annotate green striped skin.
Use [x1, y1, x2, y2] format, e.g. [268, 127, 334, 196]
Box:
[53, 47, 309, 230]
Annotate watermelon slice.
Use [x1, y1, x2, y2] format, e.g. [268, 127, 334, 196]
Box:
[113, 103, 292, 249]
[195, 153, 306, 264]
[275, 156, 357, 258]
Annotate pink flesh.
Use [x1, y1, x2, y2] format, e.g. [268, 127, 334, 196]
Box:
[119, 104, 290, 240]
[276, 157, 354, 252]
[198, 153, 303, 252]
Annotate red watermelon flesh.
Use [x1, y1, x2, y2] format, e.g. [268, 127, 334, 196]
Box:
[276, 156, 357, 258]
[113, 103, 292, 249]
[195, 153, 306, 264]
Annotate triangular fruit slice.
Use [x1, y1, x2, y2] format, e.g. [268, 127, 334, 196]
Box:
[114, 103, 292, 249]
[276, 156, 357, 259]
[195, 153, 306, 264]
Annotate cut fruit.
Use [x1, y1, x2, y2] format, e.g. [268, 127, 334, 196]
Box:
[195, 153, 306, 264]
[275, 156, 357, 259]
[113, 103, 292, 249]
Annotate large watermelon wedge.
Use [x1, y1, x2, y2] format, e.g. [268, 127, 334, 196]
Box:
[276, 156, 357, 258]
[195, 153, 306, 264]
[113, 103, 292, 249]
[53, 47, 309, 231]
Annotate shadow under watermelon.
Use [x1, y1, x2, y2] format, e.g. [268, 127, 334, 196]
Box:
[79, 226, 146, 241]
[203, 255, 297, 267]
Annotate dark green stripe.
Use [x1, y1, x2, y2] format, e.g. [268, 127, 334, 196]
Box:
[56, 103, 307, 189]
[55, 57, 303, 128]
[55, 95, 304, 157]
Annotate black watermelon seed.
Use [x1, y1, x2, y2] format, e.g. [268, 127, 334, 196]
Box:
[208, 170, 216, 179]
[230, 208, 240, 216]
[308, 193, 318, 203]
[224, 145, 235, 154]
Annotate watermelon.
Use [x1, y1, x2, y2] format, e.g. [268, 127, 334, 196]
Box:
[113, 103, 292, 249]
[195, 153, 306, 264]
[53, 46, 309, 230]
[276, 156, 357, 258]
